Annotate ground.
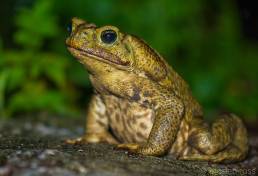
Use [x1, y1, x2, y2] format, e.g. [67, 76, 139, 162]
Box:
[0, 117, 257, 176]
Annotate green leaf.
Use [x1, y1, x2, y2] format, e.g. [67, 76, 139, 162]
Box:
[14, 0, 59, 49]
[39, 53, 68, 87]
[5, 67, 27, 91]
[8, 82, 69, 115]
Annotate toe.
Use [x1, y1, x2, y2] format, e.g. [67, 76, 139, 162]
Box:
[116, 143, 140, 150]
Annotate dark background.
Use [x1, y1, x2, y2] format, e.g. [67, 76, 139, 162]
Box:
[0, 0, 257, 129]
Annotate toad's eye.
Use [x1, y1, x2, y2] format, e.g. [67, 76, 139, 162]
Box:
[101, 30, 117, 44]
[67, 22, 72, 35]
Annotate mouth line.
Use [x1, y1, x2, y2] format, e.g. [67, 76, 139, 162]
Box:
[67, 45, 129, 66]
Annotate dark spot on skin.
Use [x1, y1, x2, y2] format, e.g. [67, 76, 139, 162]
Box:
[115, 113, 120, 122]
[143, 100, 149, 106]
[131, 116, 137, 124]
[127, 120, 133, 129]
[108, 127, 122, 143]
[136, 132, 146, 139]
[131, 86, 141, 101]
[187, 131, 203, 150]
[121, 112, 131, 134]
[96, 120, 106, 127]
[192, 109, 203, 119]
[111, 127, 118, 135]
[140, 104, 148, 108]
[152, 101, 157, 107]
[140, 122, 148, 130]
[122, 131, 131, 143]
[143, 91, 152, 97]
[131, 135, 138, 143]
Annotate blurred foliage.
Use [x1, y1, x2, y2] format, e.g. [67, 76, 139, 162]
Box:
[0, 0, 257, 119]
[0, 0, 82, 117]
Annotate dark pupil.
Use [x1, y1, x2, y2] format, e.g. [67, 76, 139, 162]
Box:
[101, 30, 117, 44]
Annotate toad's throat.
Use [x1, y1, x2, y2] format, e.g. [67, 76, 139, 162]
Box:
[68, 46, 130, 66]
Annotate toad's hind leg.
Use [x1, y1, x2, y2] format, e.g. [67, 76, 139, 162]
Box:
[66, 94, 118, 145]
[183, 114, 248, 163]
[180, 145, 246, 163]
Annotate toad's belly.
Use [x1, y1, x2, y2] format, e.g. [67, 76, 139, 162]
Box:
[103, 95, 154, 143]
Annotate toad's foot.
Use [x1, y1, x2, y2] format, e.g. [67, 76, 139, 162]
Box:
[65, 137, 86, 144]
[65, 133, 118, 145]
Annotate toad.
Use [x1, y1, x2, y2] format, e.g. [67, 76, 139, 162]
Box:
[65, 18, 248, 163]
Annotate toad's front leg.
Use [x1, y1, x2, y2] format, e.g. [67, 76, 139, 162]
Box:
[118, 95, 184, 156]
[66, 94, 118, 145]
